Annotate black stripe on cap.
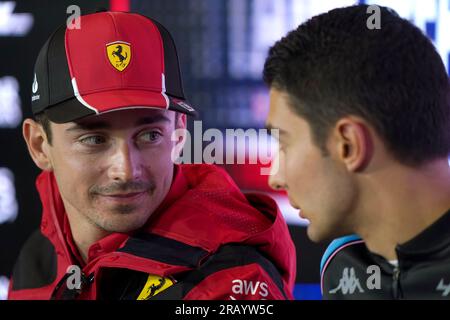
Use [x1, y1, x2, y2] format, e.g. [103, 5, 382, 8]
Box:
[148, 18, 186, 100]
[32, 24, 74, 115]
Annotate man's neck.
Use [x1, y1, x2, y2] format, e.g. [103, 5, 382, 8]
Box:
[356, 159, 450, 261]
[64, 202, 110, 264]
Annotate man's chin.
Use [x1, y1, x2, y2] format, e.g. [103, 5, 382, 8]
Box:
[306, 225, 334, 243]
[306, 227, 323, 243]
[96, 212, 150, 233]
[307, 224, 355, 244]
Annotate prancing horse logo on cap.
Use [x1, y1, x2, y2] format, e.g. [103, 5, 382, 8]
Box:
[106, 41, 131, 72]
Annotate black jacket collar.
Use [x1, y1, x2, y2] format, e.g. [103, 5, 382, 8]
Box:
[396, 209, 450, 264]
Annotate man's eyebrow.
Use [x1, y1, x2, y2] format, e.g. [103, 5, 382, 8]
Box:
[65, 114, 172, 132]
[136, 114, 172, 126]
[264, 123, 288, 136]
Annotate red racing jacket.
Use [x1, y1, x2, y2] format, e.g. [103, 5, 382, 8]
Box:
[8, 164, 296, 300]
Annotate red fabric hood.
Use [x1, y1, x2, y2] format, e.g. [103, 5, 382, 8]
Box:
[36, 164, 296, 291]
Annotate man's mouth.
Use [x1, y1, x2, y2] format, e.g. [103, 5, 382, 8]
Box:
[287, 197, 300, 210]
[103, 192, 145, 198]
[287, 199, 304, 218]
[98, 191, 147, 203]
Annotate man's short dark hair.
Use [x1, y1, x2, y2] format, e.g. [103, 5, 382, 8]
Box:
[34, 112, 53, 145]
[263, 5, 450, 166]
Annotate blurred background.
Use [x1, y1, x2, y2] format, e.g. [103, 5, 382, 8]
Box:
[1, 0, 449, 300]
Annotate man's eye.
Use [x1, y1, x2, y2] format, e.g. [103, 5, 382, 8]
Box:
[140, 131, 162, 142]
[80, 135, 106, 145]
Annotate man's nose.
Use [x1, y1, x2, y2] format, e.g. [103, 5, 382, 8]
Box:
[268, 151, 286, 191]
[108, 140, 143, 182]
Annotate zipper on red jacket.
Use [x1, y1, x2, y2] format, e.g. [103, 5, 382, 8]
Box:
[50, 269, 95, 300]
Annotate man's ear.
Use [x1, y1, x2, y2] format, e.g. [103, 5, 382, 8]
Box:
[176, 113, 187, 130]
[171, 113, 188, 161]
[330, 117, 373, 172]
[174, 113, 187, 145]
[22, 118, 53, 171]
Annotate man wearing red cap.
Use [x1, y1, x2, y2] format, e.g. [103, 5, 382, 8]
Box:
[8, 11, 296, 300]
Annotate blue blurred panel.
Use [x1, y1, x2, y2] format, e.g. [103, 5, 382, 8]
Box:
[448, 53, 450, 74]
[425, 22, 436, 41]
[293, 283, 322, 300]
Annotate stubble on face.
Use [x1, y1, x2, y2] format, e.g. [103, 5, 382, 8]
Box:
[48, 109, 178, 235]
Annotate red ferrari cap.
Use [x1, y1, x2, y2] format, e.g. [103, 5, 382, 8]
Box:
[31, 11, 196, 123]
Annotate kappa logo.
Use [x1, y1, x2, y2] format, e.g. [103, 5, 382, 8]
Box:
[329, 267, 365, 295]
[436, 279, 450, 297]
[106, 41, 131, 72]
[231, 279, 269, 298]
[137, 274, 174, 300]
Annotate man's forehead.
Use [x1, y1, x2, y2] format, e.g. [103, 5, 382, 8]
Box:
[265, 89, 309, 140]
[81, 108, 172, 122]
[266, 90, 290, 132]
